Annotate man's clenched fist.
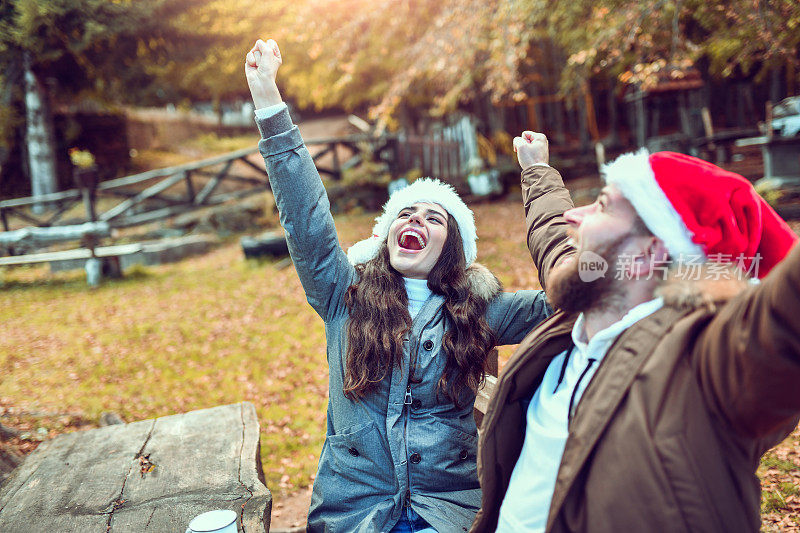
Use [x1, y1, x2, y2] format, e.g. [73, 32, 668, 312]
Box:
[513, 131, 549, 170]
[245, 39, 283, 110]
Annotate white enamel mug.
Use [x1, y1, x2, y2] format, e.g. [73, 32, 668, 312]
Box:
[185, 509, 238, 533]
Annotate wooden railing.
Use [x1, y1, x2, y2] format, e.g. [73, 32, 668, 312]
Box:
[306, 134, 399, 180]
[0, 147, 267, 231]
[309, 132, 466, 182]
[0, 132, 465, 232]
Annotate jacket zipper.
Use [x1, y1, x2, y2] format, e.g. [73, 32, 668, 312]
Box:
[403, 385, 412, 507]
[402, 308, 438, 510]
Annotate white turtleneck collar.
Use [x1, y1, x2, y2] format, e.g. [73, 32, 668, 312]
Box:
[404, 277, 433, 319]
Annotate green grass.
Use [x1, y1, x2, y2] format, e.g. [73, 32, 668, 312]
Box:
[0, 200, 389, 497]
[762, 482, 798, 514]
[763, 491, 789, 513]
[0, 244, 335, 496]
[761, 453, 799, 474]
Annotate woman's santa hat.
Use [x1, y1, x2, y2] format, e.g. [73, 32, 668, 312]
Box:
[602, 149, 798, 278]
[347, 178, 477, 266]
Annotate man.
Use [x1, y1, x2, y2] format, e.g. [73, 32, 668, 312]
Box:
[471, 131, 800, 532]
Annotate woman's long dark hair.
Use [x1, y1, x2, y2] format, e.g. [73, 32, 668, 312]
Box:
[343, 215, 496, 406]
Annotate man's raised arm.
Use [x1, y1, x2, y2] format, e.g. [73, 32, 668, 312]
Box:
[513, 131, 575, 292]
[693, 242, 800, 441]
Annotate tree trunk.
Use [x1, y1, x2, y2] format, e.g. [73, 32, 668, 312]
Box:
[635, 89, 647, 148]
[770, 67, 782, 105]
[485, 94, 506, 134]
[606, 82, 620, 146]
[24, 53, 57, 214]
[213, 95, 223, 128]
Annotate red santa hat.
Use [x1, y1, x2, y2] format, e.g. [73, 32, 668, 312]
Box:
[602, 150, 798, 278]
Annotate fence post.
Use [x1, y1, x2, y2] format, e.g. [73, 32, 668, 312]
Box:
[184, 170, 196, 202]
[73, 166, 98, 222]
[331, 142, 341, 179]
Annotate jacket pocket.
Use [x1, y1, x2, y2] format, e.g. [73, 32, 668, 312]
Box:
[410, 420, 480, 495]
[327, 420, 394, 489]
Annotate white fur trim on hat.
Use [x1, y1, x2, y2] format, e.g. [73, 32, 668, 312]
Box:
[602, 149, 705, 260]
[346, 178, 477, 265]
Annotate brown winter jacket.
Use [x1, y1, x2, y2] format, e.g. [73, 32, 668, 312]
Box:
[472, 165, 800, 532]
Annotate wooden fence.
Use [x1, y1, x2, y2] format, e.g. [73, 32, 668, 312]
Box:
[0, 133, 464, 232]
[397, 134, 463, 181]
[0, 147, 267, 231]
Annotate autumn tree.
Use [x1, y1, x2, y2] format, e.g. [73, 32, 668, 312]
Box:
[0, 0, 231, 200]
[693, 0, 800, 98]
[267, 0, 544, 130]
[4, 0, 798, 203]
[271, 0, 799, 132]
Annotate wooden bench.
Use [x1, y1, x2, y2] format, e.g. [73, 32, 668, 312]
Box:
[0, 222, 140, 285]
[0, 243, 144, 284]
[473, 349, 499, 427]
[0, 403, 271, 532]
[0, 221, 111, 253]
[0, 221, 146, 284]
[0, 243, 144, 268]
[474, 375, 498, 427]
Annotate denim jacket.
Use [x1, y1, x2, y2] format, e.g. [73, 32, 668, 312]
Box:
[257, 108, 551, 533]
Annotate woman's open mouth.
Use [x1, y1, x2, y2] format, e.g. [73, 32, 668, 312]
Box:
[398, 228, 427, 251]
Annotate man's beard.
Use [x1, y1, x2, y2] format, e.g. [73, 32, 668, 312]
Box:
[547, 237, 627, 315]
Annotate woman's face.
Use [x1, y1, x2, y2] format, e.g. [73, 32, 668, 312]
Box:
[387, 202, 449, 279]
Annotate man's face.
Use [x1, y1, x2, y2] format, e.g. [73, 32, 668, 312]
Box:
[387, 202, 449, 279]
[564, 185, 644, 257]
[548, 185, 646, 313]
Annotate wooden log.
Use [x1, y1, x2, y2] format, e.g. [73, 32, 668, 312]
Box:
[331, 143, 341, 179]
[100, 172, 188, 222]
[0, 403, 271, 533]
[0, 415, 152, 531]
[184, 170, 196, 203]
[310, 146, 332, 162]
[0, 189, 81, 209]
[194, 160, 234, 205]
[237, 157, 270, 178]
[0, 243, 143, 266]
[97, 147, 259, 191]
[3, 207, 47, 228]
[0, 221, 111, 247]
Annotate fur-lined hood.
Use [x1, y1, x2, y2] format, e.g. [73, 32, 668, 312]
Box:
[656, 263, 751, 312]
[464, 262, 503, 303]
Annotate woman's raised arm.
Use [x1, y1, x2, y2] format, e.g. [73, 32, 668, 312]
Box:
[246, 39, 355, 321]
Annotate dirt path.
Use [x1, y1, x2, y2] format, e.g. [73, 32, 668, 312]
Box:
[270, 487, 312, 530]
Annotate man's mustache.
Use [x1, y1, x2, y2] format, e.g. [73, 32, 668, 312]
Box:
[565, 228, 578, 247]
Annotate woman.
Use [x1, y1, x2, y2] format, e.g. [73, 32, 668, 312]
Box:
[246, 39, 552, 533]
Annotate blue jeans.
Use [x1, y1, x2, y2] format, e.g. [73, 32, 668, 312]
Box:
[389, 506, 438, 533]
